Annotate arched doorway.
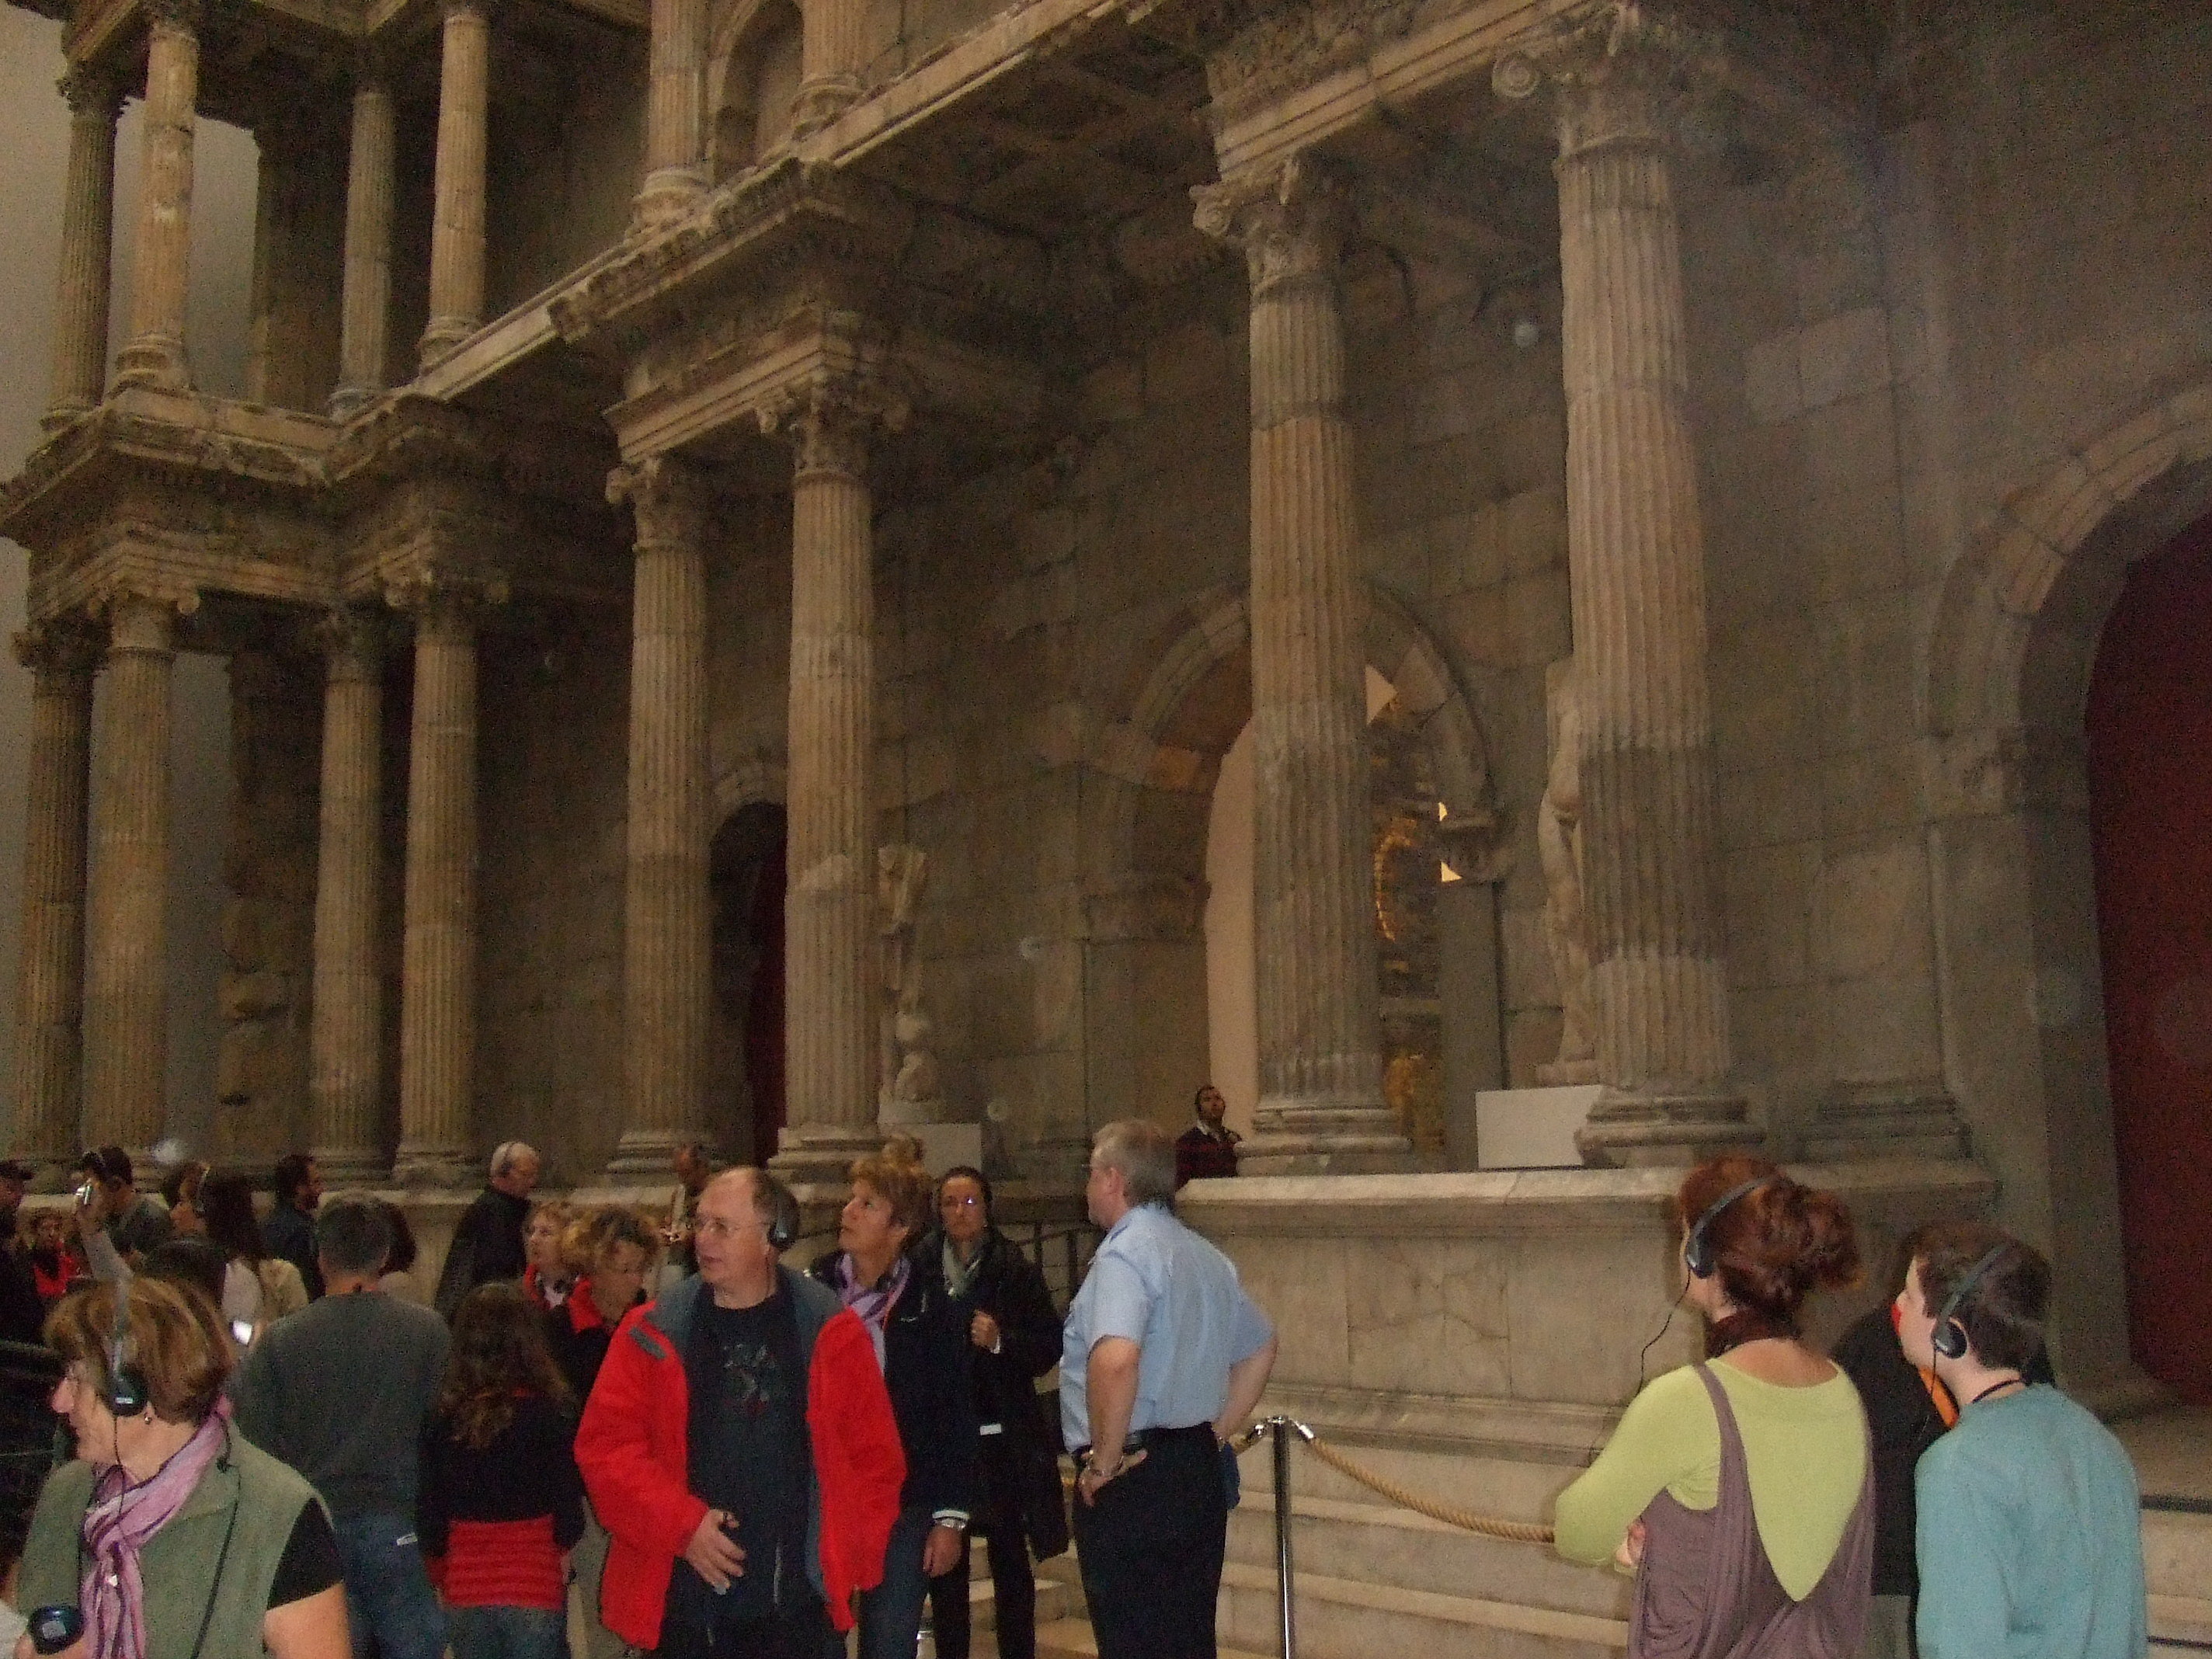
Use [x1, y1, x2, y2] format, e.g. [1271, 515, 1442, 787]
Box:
[2087, 512, 2212, 1405]
[710, 802, 788, 1163]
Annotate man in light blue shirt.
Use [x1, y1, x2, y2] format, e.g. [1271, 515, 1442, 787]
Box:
[1063, 1118, 1275, 1659]
[1898, 1223, 2148, 1659]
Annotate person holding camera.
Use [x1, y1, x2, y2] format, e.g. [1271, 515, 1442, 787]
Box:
[1896, 1224, 2146, 1659]
[13, 1275, 348, 1659]
[73, 1151, 171, 1267]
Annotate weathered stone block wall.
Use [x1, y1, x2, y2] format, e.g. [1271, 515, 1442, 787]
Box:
[483, 34, 647, 319]
[475, 614, 629, 1182]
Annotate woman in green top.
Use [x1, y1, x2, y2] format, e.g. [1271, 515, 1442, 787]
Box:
[1553, 1157, 1873, 1657]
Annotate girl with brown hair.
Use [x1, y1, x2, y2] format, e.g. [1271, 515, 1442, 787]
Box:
[417, 1282, 585, 1659]
[1553, 1156, 1874, 1657]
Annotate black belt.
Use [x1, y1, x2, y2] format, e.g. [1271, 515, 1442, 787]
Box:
[1073, 1424, 1211, 1464]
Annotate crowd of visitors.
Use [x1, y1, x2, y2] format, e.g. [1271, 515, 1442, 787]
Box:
[0, 1123, 2151, 1659]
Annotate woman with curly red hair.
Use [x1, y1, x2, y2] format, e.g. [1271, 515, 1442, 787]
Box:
[1553, 1156, 1873, 1657]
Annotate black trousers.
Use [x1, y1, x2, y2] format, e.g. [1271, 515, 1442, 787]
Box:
[930, 1437, 1038, 1659]
[1070, 1426, 1226, 1659]
[650, 1595, 833, 1659]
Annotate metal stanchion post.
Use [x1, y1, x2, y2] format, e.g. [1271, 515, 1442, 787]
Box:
[1269, 1416, 1304, 1659]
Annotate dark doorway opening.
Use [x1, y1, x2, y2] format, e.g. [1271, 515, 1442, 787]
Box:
[711, 803, 788, 1165]
[2087, 512, 2212, 1406]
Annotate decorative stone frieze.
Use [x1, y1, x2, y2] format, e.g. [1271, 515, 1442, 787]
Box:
[1496, 9, 1758, 1167]
[46, 65, 121, 429]
[83, 586, 196, 1160]
[9, 622, 100, 1181]
[1195, 156, 1412, 1174]
[1204, 0, 1417, 133]
[308, 607, 390, 1183]
[114, 0, 203, 391]
[607, 454, 715, 1175]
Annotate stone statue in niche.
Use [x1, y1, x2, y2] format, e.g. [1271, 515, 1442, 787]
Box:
[1538, 663, 1598, 1085]
[877, 843, 944, 1123]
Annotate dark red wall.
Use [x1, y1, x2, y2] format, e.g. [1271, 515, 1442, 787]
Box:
[2087, 513, 2212, 1405]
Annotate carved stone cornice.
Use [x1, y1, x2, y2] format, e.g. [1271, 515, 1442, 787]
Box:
[1204, 0, 1417, 133]
[324, 395, 499, 494]
[1192, 153, 1350, 299]
[548, 159, 913, 354]
[607, 454, 711, 550]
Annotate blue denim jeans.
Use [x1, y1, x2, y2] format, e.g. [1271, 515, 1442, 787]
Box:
[448, 1604, 566, 1659]
[854, 1504, 933, 1659]
[329, 1511, 447, 1659]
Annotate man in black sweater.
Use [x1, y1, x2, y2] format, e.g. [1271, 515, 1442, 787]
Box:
[432, 1142, 541, 1320]
[237, 1195, 452, 1659]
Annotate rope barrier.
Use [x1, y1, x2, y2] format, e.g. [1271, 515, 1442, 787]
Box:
[1237, 1416, 1556, 1546]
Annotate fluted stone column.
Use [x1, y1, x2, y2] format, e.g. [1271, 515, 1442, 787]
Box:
[45, 68, 120, 429]
[609, 457, 714, 1176]
[394, 591, 481, 1186]
[308, 612, 388, 1183]
[767, 389, 885, 1182]
[9, 626, 98, 1178]
[332, 66, 395, 417]
[1498, 37, 1754, 1164]
[1195, 158, 1410, 1173]
[636, 0, 707, 227]
[419, 0, 490, 370]
[83, 593, 183, 1160]
[115, 0, 201, 391]
[791, 0, 864, 137]
[243, 110, 304, 406]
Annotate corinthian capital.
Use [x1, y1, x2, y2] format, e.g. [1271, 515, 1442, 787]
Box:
[1491, 2, 1709, 157]
[310, 607, 388, 679]
[757, 374, 909, 481]
[57, 64, 122, 120]
[140, 0, 204, 33]
[384, 567, 510, 623]
[12, 619, 103, 680]
[1192, 154, 1350, 299]
[608, 454, 712, 551]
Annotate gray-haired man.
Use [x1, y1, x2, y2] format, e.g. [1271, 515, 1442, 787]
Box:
[1063, 1118, 1276, 1659]
[431, 1140, 541, 1320]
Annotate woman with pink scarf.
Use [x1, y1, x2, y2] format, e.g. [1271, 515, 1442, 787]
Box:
[12, 1276, 348, 1659]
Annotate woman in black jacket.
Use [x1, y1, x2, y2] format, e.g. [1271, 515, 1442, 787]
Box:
[923, 1167, 1068, 1659]
[810, 1143, 977, 1659]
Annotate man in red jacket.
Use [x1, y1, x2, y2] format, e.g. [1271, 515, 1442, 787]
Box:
[576, 1168, 905, 1657]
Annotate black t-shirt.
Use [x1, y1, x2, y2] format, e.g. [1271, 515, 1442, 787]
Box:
[268, 1502, 343, 1609]
[671, 1287, 812, 1628]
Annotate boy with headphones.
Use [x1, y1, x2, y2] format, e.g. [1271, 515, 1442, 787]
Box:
[1895, 1223, 2147, 1659]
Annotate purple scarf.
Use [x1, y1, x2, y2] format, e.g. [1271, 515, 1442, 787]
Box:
[81, 1399, 234, 1659]
[833, 1254, 910, 1372]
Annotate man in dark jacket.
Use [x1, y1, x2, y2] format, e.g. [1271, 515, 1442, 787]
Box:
[263, 1152, 325, 1300]
[1174, 1085, 1240, 1188]
[433, 1142, 540, 1320]
[923, 1167, 1066, 1659]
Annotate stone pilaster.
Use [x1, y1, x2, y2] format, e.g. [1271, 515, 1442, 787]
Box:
[764, 384, 893, 1182]
[636, 0, 708, 227]
[1497, 29, 1756, 1165]
[608, 457, 714, 1176]
[791, 0, 864, 137]
[45, 67, 120, 429]
[332, 63, 395, 418]
[1195, 158, 1411, 1173]
[392, 586, 487, 1186]
[419, 0, 491, 370]
[83, 591, 189, 1160]
[308, 610, 388, 1183]
[9, 625, 99, 1179]
[114, 0, 201, 391]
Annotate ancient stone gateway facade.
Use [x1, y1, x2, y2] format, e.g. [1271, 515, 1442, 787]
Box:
[5, 3, 2211, 1642]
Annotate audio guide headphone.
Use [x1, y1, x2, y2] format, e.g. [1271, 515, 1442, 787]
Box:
[1930, 1243, 2012, 1362]
[1684, 1177, 1775, 1279]
[761, 1174, 800, 1253]
[104, 1275, 149, 1418]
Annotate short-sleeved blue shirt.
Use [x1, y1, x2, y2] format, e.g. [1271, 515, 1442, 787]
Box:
[1059, 1201, 1273, 1451]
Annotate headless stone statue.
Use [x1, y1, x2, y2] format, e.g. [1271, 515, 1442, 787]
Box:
[876, 844, 944, 1122]
[1539, 666, 1598, 1085]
